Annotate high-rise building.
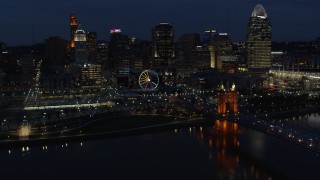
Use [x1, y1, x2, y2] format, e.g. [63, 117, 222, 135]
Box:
[74, 24, 88, 65]
[97, 41, 108, 68]
[151, 23, 175, 67]
[80, 64, 102, 90]
[178, 33, 201, 62]
[203, 29, 217, 46]
[70, 13, 77, 48]
[69, 13, 78, 63]
[86, 32, 97, 63]
[214, 33, 235, 71]
[109, 28, 129, 71]
[44, 36, 68, 67]
[247, 4, 272, 73]
[191, 46, 211, 69]
[109, 29, 128, 49]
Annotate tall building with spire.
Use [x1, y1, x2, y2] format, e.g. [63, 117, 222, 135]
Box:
[74, 24, 88, 65]
[247, 4, 272, 74]
[70, 13, 77, 48]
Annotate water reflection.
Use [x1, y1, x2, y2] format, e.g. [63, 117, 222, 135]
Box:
[0, 121, 288, 179]
[194, 119, 274, 180]
[279, 112, 320, 134]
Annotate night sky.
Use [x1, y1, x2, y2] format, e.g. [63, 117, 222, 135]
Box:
[0, 0, 319, 45]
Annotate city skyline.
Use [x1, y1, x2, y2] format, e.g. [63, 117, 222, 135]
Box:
[1, 0, 319, 45]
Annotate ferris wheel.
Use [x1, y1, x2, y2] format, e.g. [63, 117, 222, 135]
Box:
[139, 70, 159, 91]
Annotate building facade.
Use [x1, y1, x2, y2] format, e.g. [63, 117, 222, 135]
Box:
[80, 64, 102, 89]
[86, 32, 97, 63]
[70, 13, 77, 48]
[247, 4, 272, 73]
[151, 23, 175, 67]
[74, 24, 88, 65]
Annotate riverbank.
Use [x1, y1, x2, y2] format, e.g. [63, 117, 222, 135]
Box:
[266, 106, 320, 119]
[0, 114, 212, 148]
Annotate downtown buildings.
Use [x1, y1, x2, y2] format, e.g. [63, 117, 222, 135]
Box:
[246, 4, 272, 75]
[151, 23, 175, 76]
[8, 5, 320, 91]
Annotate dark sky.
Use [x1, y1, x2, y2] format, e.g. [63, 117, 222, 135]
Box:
[1, 0, 319, 45]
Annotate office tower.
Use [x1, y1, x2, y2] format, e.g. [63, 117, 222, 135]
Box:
[44, 36, 68, 67]
[69, 13, 78, 63]
[203, 29, 217, 46]
[247, 4, 272, 73]
[214, 33, 234, 71]
[70, 13, 77, 48]
[0, 50, 18, 77]
[191, 46, 211, 69]
[86, 32, 97, 63]
[151, 23, 175, 67]
[110, 29, 128, 49]
[97, 41, 108, 68]
[109, 28, 129, 71]
[74, 24, 88, 65]
[178, 33, 201, 62]
[80, 64, 102, 90]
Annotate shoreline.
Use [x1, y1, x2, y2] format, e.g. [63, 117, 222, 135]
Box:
[0, 115, 212, 148]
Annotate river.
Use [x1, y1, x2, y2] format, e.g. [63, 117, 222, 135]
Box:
[0, 120, 319, 180]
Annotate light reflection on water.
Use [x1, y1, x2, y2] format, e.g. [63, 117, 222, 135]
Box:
[283, 112, 320, 133]
[0, 120, 313, 179]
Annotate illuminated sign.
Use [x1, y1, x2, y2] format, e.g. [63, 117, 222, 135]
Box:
[110, 29, 122, 33]
[219, 33, 228, 36]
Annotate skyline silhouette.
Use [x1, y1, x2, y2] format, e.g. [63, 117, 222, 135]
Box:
[0, 0, 319, 45]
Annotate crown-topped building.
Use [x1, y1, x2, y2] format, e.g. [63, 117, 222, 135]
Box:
[246, 4, 272, 75]
[74, 23, 88, 65]
[70, 13, 77, 48]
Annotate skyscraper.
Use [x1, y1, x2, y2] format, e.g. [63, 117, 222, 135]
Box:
[203, 29, 216, 47]
[70, 13, 77, 48]
[151, 23, 175, 67]
[44, 36, 68, 67]
[97, 41, 108, 68]
[86, 32, 97, 63]
[109, 28, 129, 71]
[74, 24, 88, 65]
[178, 33, 201, 62]
[247, 4, 272, 73]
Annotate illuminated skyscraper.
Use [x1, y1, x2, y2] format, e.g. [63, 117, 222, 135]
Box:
[74, 24, 88, 65]
[247, 4, 272, 73]
[80, 64, 102, 90]
[152, 23, 175, 67]
[70, 13, 77, 48]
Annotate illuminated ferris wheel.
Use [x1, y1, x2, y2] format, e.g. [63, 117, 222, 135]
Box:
[139, 70, 159, 91]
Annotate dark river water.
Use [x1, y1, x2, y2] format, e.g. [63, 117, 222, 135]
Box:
[282, 112, 320, 134]
[1, 120, 320, 180]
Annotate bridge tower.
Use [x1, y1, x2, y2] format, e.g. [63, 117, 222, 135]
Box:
[217, 83, 238, 116]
